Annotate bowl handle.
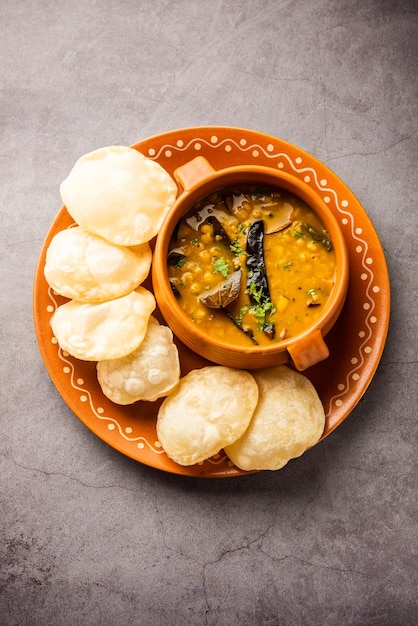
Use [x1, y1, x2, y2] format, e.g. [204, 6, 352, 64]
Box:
[287, 329, 329, 371]
[173, 156, 215, 191]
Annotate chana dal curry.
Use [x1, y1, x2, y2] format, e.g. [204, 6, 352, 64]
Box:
[168, 185, 336, 346]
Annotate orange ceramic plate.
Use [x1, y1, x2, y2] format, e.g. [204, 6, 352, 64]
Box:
[33, 126, 390, 477]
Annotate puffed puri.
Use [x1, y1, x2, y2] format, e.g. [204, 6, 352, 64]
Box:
[224, 366, 325, 471]
[44, 226, 152, 303]
[156, 366, 259, 466]
[59, 146, 178, 246]
[97, 316, 180, 404]
[50, 287, 156, 361]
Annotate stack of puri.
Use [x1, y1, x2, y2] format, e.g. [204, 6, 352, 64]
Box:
[45, 146, 181, 404]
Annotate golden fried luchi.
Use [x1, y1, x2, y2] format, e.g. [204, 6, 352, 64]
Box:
[156, 366, 259, 466]
[50, 287, 155, 361]
[224, 365, 325, 471]
[60, 146, 178, 246]
[44, 226, 152, 303]
[97, 316, 180, 404]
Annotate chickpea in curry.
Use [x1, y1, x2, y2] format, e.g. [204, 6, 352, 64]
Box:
[167, 185, 336, 346]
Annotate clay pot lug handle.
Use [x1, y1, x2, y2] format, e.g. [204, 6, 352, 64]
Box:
[287, 329, 329, 371]
[174, 156, 215, 192]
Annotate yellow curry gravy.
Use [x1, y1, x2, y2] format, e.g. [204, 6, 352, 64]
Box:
[167, 185, 336, 346]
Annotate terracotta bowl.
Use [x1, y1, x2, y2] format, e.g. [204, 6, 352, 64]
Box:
[152, 156, 349, 371]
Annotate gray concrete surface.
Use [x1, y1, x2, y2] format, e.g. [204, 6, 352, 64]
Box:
[1, 1, 417, 625]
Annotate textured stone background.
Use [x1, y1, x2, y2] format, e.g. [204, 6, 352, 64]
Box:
[1, 1, 417, 624]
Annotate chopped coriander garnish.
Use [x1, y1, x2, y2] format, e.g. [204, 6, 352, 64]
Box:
[251, 300, 276, 330]
[247, 282, 276, 330]
[230, 239, 245, 256]
[237, 297, 276, 332]
[212, 258, 230, 277]
[291, 228, 304, 238]
[283, 260, 294, 271]
[175, 257, 186, 268]
[249, 281, 263, 300]
[236, 304, 250, 326]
